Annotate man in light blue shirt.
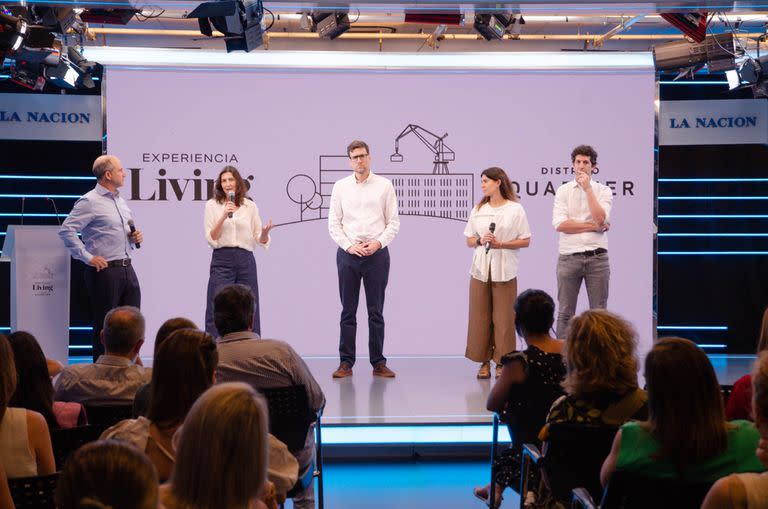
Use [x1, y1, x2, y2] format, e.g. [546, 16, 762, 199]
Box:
[59, 155, 144, 361]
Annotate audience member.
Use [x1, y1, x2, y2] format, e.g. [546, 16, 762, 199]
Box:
[0, 334, 55, 478]
[473, 289, 566, 506]
[601, 337, 763, 487]
[703, 351, 768, 508]
[213, 284, 324, 509]
[8, 331, 85, 429]
[541, 309, 647, 439]
[727, 307, 768, 421]
[132, 317, 197, 418]
[54, 306, 151, 403]
[160, 383, 271, 509]
[102, 328, 217, 481]
[55, 439, 158, 509]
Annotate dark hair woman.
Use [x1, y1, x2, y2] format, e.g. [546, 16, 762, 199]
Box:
[203, 165, 274, 338]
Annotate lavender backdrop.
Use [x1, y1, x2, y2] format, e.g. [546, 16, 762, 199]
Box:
[106, 68, 655, 359]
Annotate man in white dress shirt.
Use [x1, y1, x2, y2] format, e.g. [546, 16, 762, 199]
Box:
[328, 140, 400, 378]
[552, 145, 613, 338]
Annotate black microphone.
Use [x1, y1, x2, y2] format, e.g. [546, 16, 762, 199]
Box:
[20, 197, 25, 225]
[227, 191, 235, 218]
[127, 219, 141, 249]
[47, 197, 61, 226]
[485, 222, 496, 254]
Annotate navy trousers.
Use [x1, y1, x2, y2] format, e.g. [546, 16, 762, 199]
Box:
[205, 247, 261, 338]
[337, 247, 390, 367]
[83, 264, 141, 362]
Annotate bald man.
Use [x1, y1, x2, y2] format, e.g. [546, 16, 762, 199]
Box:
[60, 155, 144, 361]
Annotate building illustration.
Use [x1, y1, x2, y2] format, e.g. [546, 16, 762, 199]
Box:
[284, 124, 475, 225]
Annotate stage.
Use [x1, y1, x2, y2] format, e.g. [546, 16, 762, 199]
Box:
[68, 353, 755, 454]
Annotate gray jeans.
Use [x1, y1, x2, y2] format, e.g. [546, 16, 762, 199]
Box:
[556, 252, 610, 338]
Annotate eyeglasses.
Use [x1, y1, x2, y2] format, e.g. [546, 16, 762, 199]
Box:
[349, 154, 369, 161]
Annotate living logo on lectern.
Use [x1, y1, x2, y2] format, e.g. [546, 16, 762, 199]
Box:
[31, 265, 55, 296]
[282, 124, 475, 226]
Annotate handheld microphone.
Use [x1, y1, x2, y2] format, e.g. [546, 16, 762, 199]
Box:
[227, 192, 235, 218]
[47, 197, 61, 226]
[127, 219, 141, 249]
[485, 222, 496, 254]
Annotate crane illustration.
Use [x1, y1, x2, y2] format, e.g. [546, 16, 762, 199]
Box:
[389, 124, 455, 174]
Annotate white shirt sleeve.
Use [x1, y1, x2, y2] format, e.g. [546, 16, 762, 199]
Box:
[463, 207, 477, 238]
[375, 181, 400, 248]
[552, 185, 569, 229]
[514, 205, 532, 240]
[204, 200, 221, 249]
[328, 182, 353, 251]
[250, 201, 270, 249]
[597, 184, 613, 223]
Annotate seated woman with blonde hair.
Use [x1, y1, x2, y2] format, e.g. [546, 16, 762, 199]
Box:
[541, 309, 648, 439]
[702, 351, 768, 509]
[161, 382, 273, 509]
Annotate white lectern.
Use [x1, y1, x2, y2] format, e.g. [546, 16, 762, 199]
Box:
[1, 225, 70, 364]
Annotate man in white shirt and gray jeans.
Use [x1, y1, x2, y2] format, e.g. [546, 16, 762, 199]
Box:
[328, 140, 400, 379]
[552, 145, 613, 338]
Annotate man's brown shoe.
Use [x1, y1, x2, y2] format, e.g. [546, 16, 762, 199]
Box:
[373, 362, 396, 378]
[332, 362, 353, 378]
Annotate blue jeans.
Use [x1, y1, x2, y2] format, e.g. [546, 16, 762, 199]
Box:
[555, 251, 610, 338]
[205, 247, 260, 338]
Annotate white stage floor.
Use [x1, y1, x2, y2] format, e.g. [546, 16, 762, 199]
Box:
[305, 356, 494, 426]
[304, 354, 757, 427]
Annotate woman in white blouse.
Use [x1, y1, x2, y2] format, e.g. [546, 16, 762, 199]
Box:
[464, 168, 532, 379]
[204, 166, 274, 337]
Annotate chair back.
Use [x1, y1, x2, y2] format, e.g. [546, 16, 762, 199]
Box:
[83, 402, 133, 431]
[260, 385, 315, 453]
[8, 473, 59, 509]
[599, 470, 713, 509]
[51, 425, 103, 469]
[541, 423, 618, 503]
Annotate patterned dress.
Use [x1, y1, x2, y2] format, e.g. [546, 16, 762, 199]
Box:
[493, 345, 566, 488]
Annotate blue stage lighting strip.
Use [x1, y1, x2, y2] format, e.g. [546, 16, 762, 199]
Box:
[698, 344, 728, 349]
[659, 81, 729, 85]
[320, 425, 511, 445]
[658, 233, 768, 237]
[658, 251, 768, 255]
[0, 194, 83, 199]
[657, 326, 728, 330]
[0, 213, 68, 218]
[0, 175, 95, 180]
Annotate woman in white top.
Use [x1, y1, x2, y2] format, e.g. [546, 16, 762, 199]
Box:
[204, 166, 274, 337]
[464, 168, 532, 380]
[0, 334, 55, 479]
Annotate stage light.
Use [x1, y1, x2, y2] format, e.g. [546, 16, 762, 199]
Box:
[311, 12, 350, 40]
[187, 0, 265, 52]
[45, 46, 101, 89]
[727, 55, 768, 97]
[473, 12, 512, 41]
[29, 6, 83, 34]
[0, 11, 28, 52]
[652, 33, 736, 72]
